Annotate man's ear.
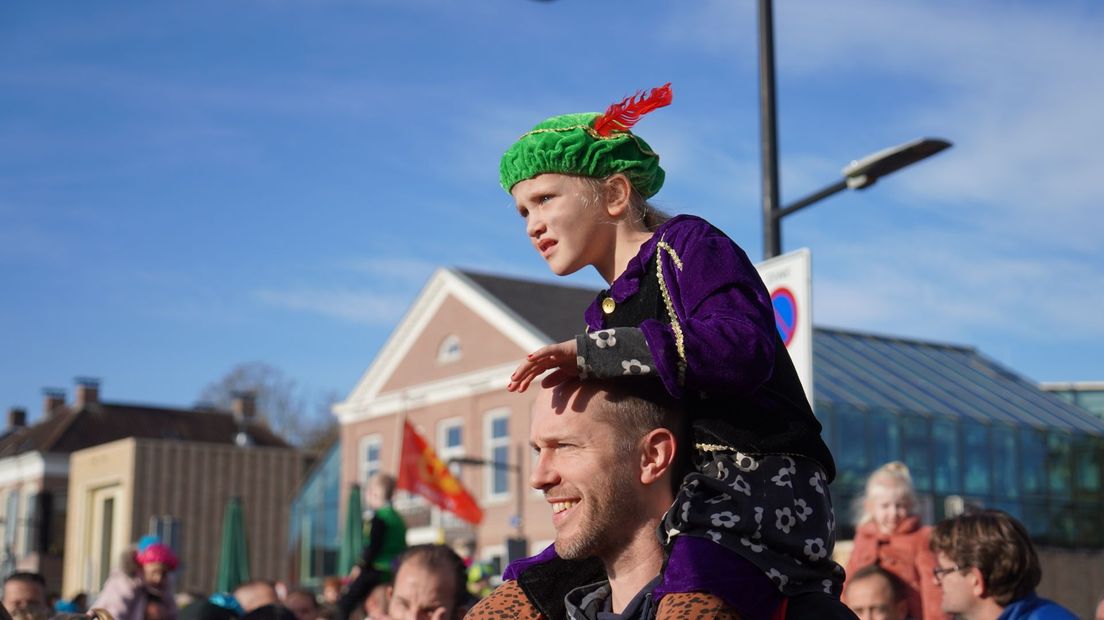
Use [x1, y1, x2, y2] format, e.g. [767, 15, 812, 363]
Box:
[602, 174, 633, 219]
[639, 427, 677, 485]
[968, 567, 988, 599]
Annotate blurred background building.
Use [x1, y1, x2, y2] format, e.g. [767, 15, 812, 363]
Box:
[1, 380, 308, 597]
[1042, 381, 1104, 421]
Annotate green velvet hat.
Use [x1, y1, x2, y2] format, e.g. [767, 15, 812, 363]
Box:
[499, 84, 672, 198]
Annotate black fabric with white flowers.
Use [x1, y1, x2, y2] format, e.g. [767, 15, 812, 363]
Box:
[575, 328, 656, 381]
[662, 451, 845, 598]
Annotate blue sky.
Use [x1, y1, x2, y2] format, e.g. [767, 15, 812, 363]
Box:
[2, 0, 1102, 426]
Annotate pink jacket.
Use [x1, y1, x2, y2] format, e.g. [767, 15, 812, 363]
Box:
[91, 568, 177, 620]
[845, 517, 948, 620]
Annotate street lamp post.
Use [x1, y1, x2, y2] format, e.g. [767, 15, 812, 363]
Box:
[764, 137, 953, 258]
[758, 0, 951, 259]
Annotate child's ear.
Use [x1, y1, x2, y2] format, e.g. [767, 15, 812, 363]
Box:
[603, 174, 633, 218]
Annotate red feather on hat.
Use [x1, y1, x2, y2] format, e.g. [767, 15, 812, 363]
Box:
[592, 83, 673, 137]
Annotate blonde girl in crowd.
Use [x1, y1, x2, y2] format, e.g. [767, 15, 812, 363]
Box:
[845, 461, 948, 620]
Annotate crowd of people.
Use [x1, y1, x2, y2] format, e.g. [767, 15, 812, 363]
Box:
[1, 540, 480, 620]
[839, 463, 1086, 619]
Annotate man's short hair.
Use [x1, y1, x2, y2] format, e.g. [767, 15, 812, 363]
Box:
[394, 544, 467, 610]
[592, 380, 683, 447]
[588, 379, 689, 492]
[930, 510, 1041, 606]
[2, 573, 45, 590]
[848, 564, 907, 602]
[369, 473, 397, 502]
[284, 589, 318, 609]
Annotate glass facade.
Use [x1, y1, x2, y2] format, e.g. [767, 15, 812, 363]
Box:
[289, 442, 341, 586]
[820, 402, 1104, 547]
[812, 329, 1104, 549]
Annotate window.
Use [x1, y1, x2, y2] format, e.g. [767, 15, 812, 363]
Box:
[359, 434, 383, 485]
[1019, 427, 1047, 496]
[99, 496, 115, 585]
[484, 409, 511, 501]
[832, 405, 867, 488]
[1073, 390, 1104, 416]
[867, 408, 900, 469]
[21, 489, 36, 556]
[962, 422, 991, 496]
[1074, 436, 1102, 495]
[436, 418, 468, 528]
[932, 418, 961, 494]
[991, 425, 1019, 498]
[1046, 431, 1072, 497]
[437, 335, 462, 364]
[5, 490, 20, 549]
[150, 515, 182, 554]
[52, 491, 66, 556]
[900, 415, 932, 492]
[438, 418, 465, 469]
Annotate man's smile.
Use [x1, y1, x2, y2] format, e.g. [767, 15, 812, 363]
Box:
[551, 500, 578, 514]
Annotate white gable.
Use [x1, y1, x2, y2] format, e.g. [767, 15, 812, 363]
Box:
[332, 268, 551, 425]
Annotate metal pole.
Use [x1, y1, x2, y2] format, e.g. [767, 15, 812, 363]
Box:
[515, 443, 525, 538]
[758, 0, 781, 260]
[774, 179, 849, 220]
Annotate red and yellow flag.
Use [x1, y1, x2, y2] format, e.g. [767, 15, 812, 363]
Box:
[396, 421, 483, 524]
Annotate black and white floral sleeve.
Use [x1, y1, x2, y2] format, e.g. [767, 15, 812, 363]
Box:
[574, 327, 656, 380]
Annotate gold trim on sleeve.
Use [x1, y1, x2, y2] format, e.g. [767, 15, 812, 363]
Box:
[656, 239, 686, 387]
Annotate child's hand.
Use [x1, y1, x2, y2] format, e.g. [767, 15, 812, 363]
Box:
[507, 339, 578, 392]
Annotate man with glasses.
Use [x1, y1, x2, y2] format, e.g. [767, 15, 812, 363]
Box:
[929, 510, 1075, 619]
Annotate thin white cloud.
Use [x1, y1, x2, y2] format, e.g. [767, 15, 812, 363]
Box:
[814, 227, 1104, 343]
[339, 257, 439, 283]
[254, 288, 411, 325]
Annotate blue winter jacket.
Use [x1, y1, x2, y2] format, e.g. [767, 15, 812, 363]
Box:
[997, 593, 1077, 620]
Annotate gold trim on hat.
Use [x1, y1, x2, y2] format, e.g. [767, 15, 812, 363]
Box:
[518, 125, 660, 158]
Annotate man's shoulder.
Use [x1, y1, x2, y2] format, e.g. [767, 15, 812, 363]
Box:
[466, 580, 544, 619]
[1000, 593, 1078, 620]
[653, 592, 741, 619]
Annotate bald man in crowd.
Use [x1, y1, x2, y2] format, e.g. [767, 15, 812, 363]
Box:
[387, 545, 468, 620]
[844, 564, 909, 620]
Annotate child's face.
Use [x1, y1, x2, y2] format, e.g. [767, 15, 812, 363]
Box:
[512, 174, 615, 277]
[141, 562, 169, 590]
[866, 484, 913, 535]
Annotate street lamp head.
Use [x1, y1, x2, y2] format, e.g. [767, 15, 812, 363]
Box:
[842, 137, 952, 189]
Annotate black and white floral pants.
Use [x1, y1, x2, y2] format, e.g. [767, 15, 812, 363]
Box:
[662, 449, 846, 597]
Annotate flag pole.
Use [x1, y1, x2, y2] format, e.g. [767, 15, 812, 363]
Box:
[391, 390, 408, 474]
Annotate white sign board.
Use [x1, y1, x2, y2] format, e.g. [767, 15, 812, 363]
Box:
[755, 248, 814, 405]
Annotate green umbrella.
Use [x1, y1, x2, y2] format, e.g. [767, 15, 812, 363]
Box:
[215, 496, 251, 592]
[337, 483, 364, 575]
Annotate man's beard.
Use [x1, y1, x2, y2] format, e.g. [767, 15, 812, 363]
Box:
[555, 458, 642, 560]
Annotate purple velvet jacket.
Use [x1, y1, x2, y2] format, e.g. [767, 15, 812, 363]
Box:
[577, 214, 833, 477]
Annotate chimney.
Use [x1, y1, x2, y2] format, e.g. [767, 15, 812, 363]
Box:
[7, 408, 27, 429]
[74, 377, 101, 408]
[232, 391, 256, 422]
[42, 388, 66, 418]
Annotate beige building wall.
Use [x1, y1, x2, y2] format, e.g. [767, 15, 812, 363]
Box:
[65, 439, 307, 596]
[64, 439, 137, 597]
